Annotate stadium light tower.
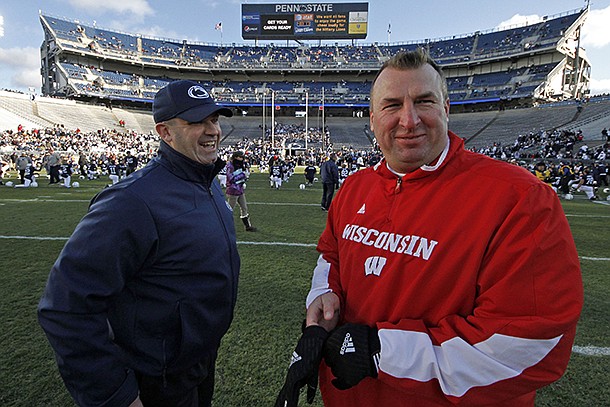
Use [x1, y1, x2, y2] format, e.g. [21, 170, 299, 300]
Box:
[305, 91, 309, 150]
[321, 87, 325, 150]
[262, 90, 266, 141]
[271, 90, 275, 150]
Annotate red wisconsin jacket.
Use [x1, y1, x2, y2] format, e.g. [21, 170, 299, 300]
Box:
[308, 132, 583, 406]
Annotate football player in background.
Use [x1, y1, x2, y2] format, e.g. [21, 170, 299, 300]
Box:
[304, 161, 317, 186]
[13, 163, 39, 188]
[107, 159, 121, 186]
[572, 166, 599, 200]
[269, 155, 284, 189]
[59, 158, 73, 188]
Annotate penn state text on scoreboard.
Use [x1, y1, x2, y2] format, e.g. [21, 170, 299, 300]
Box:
[241, 2, 368, 40]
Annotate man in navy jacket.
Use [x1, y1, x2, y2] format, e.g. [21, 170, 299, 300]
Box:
[38, 80, 239, 407]
[320, 153, 339, 211]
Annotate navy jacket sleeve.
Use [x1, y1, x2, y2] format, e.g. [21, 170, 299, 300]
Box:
[38, 188, 157, 407]
[331, 162, 339, 183]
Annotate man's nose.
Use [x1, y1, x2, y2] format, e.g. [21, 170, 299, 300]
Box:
[202, 121, 220, 135]
[398, 103, 421, 129]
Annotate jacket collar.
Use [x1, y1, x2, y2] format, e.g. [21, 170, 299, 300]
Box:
[374, 131, 464, 180]
[157, 140, 225, 185]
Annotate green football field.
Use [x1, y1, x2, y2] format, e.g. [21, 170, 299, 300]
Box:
[0, 169, 608, 406]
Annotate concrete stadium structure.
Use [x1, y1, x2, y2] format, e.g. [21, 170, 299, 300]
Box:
[38, 6, 590, 116]
[2, 5, 608, 158]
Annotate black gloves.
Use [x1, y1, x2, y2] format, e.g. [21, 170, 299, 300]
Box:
[323, 323, 381, 390]
[275, 325, 329, 407]
[275, 322, 381, 406]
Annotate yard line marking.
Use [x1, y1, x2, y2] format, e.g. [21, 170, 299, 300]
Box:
[0, 235, 69, 241]
[238, 241, 317, 247]
[0, 198, 90, 203]
[0, 236, 609, 262]
[0, 199, 319, 206]
[248, 202, 320, 206]
[0, 235, 319, 246]
[572, 346, 610, 356]
[1, 197, 610, 213]
[1, 234, 606, 356]
[565, 214, 610, 218]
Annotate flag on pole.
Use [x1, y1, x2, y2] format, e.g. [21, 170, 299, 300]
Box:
[215, 22, 222, 32]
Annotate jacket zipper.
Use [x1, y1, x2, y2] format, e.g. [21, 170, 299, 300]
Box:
[162, 339, 168, 387]
[387, 177, 403, 223]
[207, 184, 238, 304]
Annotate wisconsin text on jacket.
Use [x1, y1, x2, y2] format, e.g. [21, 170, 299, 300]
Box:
[342, 224, 438, 260]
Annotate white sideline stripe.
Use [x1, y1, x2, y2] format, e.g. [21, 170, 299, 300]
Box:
[238, 241, 317, 247]
[580, 256, 610, 261]
[0, 235, 318, 246]
[0, 233, 606, 356]
[0, 199, 318, 206]
[565, 214, 610, 218]
[1, 198, 609, 213]
[0, 235, 607, 260]
[249, 202, 320, 206]
[0, 235, 606, 258]
[0, 199, 90, 203]
[572, 346, 610, 356]
[0, 235, 69, 241]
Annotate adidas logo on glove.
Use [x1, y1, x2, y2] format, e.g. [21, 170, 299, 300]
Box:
[289, 351, 302, 367]
[340, 333, 356, 355]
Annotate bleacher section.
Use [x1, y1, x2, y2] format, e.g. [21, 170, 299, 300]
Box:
[0, 90, 155, 134]
[455, 104, 579, 148]
[2, 7, 597, 156]
[2, 88, 609, 152]
[38, 7, 589, 111]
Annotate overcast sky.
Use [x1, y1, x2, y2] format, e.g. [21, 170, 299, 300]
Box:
[1, 0, 609, 95]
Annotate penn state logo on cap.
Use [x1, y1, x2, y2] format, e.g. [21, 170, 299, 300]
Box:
[153, 80, 232, 123]
[187, 85, 210, 99]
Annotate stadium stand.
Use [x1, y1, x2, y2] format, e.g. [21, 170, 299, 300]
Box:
[2, 87, 609, 148]
[38, 7, 590, 113]
[3, 6, 608, 174]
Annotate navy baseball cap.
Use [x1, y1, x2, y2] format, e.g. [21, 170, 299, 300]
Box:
[153, 80, 233, 123]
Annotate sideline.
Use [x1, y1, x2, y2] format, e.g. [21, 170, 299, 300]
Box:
[572, 346, 610, 356]
[580, 256, 610, 261]
[2, 197, 610, 211]
[565, 214, 610, 218]
[0, 234, 606, 356]
[0, 235, 607, 258]
[0, 235, 319, 246]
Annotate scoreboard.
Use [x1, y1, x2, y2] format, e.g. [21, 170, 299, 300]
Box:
[241, 2, 368, 40]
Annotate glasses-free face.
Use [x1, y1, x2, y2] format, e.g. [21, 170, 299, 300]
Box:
[156, 114, 222, 165]
[370, 65, 450, 174]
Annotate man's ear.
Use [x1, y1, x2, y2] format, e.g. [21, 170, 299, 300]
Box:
[156, 122, 173, 143]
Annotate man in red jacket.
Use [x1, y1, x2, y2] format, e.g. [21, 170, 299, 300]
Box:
[276, 49, 582, 407]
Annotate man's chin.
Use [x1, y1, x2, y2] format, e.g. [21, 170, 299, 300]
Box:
[194, 153, 217, 166]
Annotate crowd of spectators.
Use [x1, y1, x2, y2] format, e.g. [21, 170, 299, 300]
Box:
[470, 128, 609, 162]
[1, 122, 608, 192]
[0, 126, 158, 182]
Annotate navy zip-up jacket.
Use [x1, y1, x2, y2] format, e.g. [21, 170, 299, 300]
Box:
[38, 141, 240, 407]
[321, 159, 339, 184]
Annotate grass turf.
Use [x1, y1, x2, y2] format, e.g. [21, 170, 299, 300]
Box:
[0, 170, 608, 406]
